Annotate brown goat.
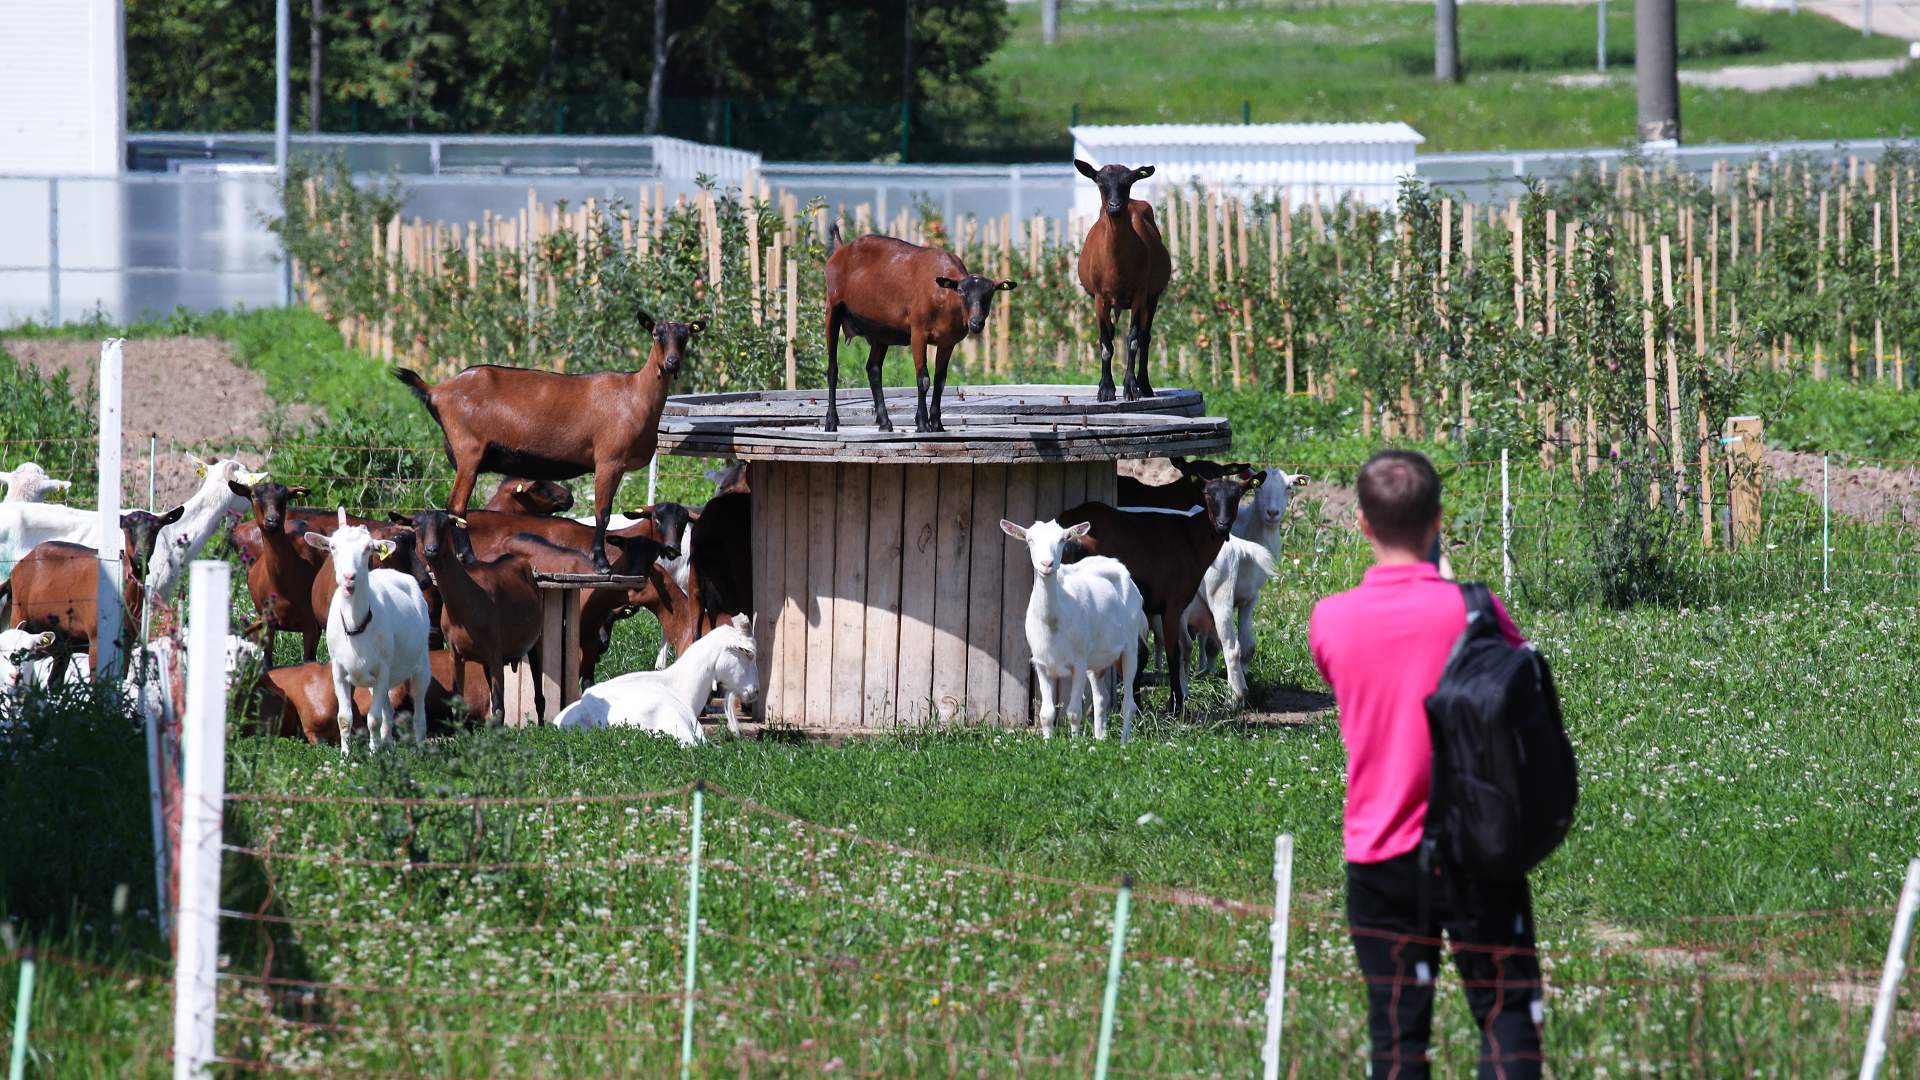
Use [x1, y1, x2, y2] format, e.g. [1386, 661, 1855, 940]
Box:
[0, 508, 186, 684]
[1058, 469, 1262, 710]
[482, 477, 574, 515]
[408, 511, 544, 722]
[494, 525, 672, 683]
[1116, 456, 1256, 511]
[1075, 160, 1172, 402]
[823, 228, 1016, 433]
[256, 651, 493, 744]
[395, 309, 702, 574]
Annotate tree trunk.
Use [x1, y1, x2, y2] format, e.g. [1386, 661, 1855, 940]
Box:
[645, 0, 672, 134]
[1434, 0, 1460, 82]
[1635, 0, 1679, 144]
[308, 0, 323, 131]
[1042, 0, 1059, 45]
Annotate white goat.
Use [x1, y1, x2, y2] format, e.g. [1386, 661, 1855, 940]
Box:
[1180, 468, 1308, 697]
[0, 503, 100, 579]
[0, 627, 58, 707]
[556, 614, 759, 743]
[125, 634, 264, 731]
[303, 511, 432, 753]
[1001, 518, 1149, 741]
[145, 454, 268, 603]
[1183, 537, 1279, 701]
[0, 463, 71, 503]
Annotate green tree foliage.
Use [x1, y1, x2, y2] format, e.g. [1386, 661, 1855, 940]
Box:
[126, 0, 1007, 158]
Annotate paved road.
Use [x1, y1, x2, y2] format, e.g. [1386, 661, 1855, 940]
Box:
[1554, 55, 1910, 90]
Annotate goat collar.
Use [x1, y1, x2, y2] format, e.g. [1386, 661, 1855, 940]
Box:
[341, 606, 374, 637]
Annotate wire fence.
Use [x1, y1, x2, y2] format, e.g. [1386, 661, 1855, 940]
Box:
[183, 783, 1917, 1076]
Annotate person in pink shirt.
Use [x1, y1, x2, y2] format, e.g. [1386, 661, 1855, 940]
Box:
[1310, 450, 1543, 1080]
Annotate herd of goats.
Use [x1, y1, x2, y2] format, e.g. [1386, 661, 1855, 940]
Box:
[0, 160, 1319, 747]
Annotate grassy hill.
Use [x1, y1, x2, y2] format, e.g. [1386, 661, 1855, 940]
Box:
[975, 0, 1917, 155]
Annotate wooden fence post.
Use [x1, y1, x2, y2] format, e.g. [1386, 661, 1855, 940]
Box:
[1723, 415, 1764, 547]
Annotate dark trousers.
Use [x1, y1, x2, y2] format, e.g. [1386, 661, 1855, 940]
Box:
[1346, 848, 1544, 1080]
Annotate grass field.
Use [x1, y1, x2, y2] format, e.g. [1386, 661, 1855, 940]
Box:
[4, 310, 1920, 1074]
[982, 0, 1918, 154]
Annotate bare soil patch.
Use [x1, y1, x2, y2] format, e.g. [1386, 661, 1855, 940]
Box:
[1765, 447, 1920, 525]
[1242, 686, 1336, 728]
[2, 336, 304, 507]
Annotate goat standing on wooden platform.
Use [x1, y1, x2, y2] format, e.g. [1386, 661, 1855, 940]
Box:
[395, 309, 701, 574]
[1074, 160, 1172, 403]
[822, 227, 1016, 433]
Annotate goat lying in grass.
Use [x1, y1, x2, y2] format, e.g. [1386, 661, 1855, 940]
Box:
[555, 615, 759, 743]
[1002, 518, 1149, 740]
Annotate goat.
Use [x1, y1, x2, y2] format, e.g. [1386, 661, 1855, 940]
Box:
[255, 651, 492, 744]
[704, 460, 750, 496]
[822, 227, 1016, 433]
[302, 512, 433, 753]
[483, 477, 574, 516]
[1000, 518, 1148, 740]
[232, 483, 417, 664]
[408, 511, 543, 724]
[1074, 160, 1172, 402]
[0, 463, 71, 503]
[0, 627, 58, 714]
[554, 615, 759, 741]
[146, 454, 268, 604]
[126, 635, 263, 734]
[1116, 456, 1257, 512]
[0, 503, 103, 580]
[1183, 468, 1306, 694]
[1181, 537, 1278, 702]
[0, 508, 186, 685]
[395, 309, 701, 574]
[405, 506, 677, 684]
[647, 490, 751, 669]
[1058, 469, 1263, 711]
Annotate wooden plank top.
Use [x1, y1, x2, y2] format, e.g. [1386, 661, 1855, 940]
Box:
[655, 384, 1233, 463]
[533, 573, 653, 590]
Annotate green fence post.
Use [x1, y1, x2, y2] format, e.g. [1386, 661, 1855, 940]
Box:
[1093, 875, 1132, 1080]
[679, 781, 707, 1080]
[8, 950, 36, 1080]
[1243, 99, 1252, 124]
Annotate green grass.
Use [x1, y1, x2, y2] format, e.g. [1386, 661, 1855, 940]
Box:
[7, 313, 1920, 1074]
[982, 0, 1917, 154]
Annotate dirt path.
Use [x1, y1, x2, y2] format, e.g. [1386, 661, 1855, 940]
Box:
[1765, 447, 1920, 524]
[1554, 56, 1911, 91]
[1, 336, 295, 507]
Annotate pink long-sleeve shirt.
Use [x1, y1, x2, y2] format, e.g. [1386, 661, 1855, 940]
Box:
[1309, 561, 1525, 864]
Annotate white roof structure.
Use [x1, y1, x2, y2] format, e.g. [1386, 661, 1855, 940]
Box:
[0, 0, 124, 175]
[1070, 122, 1423, 213]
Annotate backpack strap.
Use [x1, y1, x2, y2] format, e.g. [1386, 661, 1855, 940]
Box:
[1459, 582, 1496, 628]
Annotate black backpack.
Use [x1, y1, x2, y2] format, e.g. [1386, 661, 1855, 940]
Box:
[1423, 583, 1578, 881]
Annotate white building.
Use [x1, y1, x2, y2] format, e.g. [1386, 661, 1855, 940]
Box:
[1069, 122, 1424, 214]
[0, 0, 124, 175]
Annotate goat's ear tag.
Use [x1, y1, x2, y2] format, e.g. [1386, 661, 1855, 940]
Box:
[995, 279, 1018, 292]
[374, 540, 397, 560]
[687, 319, 706, 335]
[35, 633, 53, 648]
[933, 276, 959, 291]
[1133, 165, 1155, 180]
[449, 515, 467, 528]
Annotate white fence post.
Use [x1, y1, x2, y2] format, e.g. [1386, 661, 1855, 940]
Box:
[1823, 453, 1832, 593]
[96, 338, 125, 680]
[1860, 858, 1920, 1080]
[172, 561, 232, 1080]
[1260, 833, 1295, 1080]
[1500, 448, 1513, 597]
[46, 179, 60, 327]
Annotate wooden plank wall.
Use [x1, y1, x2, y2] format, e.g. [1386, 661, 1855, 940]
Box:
[751, 459, 1118, 732]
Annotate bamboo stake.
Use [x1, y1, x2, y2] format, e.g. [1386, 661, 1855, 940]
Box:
[1874, 201, 1884, 383]
[1661, 238, 1686, 507]
[785, 260, 798, 390]
[1641, 244, 1659, 507]
[748, 206, 763, 326]
[1694, 255, 1711, 547]
[1206, 190, 1220, 288]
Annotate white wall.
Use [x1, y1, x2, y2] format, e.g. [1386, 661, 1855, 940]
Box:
[0, 0, 125, 176]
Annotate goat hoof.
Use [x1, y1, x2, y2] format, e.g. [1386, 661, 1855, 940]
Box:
[823, 416, 839, 433]
[1096, 384, 1117, 403]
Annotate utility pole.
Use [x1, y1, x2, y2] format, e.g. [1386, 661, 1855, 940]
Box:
[309, 0, 323, 131]
[1635, 0, 1679, 145]
[1043, 0, 1060, 45]
[1435, 0, 1461, 82]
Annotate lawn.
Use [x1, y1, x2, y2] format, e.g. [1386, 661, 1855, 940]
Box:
[3, 309, 1919, 1074]
[979, 0, 1918, 154]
